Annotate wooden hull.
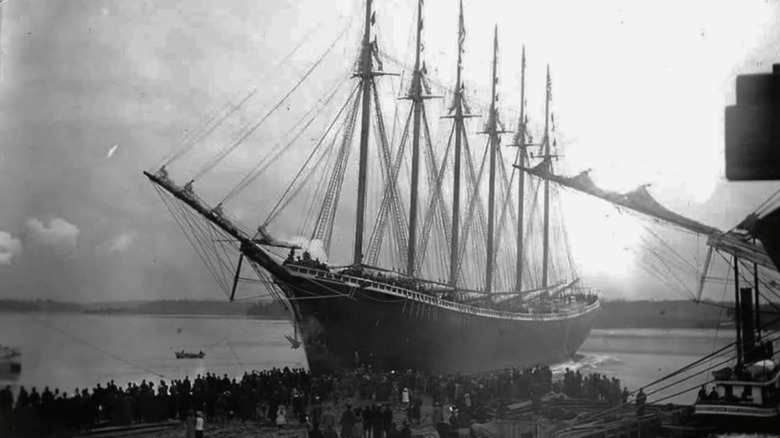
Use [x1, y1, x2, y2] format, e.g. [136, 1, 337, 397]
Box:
[280, 267, 599, 374]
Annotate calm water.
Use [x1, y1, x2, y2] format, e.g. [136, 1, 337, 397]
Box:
[0, 313, 747, 405]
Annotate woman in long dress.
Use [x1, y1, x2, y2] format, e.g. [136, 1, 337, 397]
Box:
[276, 404, 287, 428]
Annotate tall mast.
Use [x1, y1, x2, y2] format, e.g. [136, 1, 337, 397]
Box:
[485, 26, 499, 293]
[448, 0, 469, 287]
[450, 1, 464, 286]
[514, 47, 527, 292]
[406, 0, 424, 276]
[353, 0, 374, 265]
[541, 65, 551, 288]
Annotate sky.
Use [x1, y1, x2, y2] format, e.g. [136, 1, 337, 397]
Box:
[1, 0, 779, 302]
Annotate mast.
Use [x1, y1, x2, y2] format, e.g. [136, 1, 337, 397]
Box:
[541, 65, 551, 288]
[353, 0, 374, 265]
[485, 26, 499, 293]
[514, 47, 526, 292]
[406, 0, 424, 276]
[449, 0, 465, 287]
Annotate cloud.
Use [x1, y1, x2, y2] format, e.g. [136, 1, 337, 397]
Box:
[107, 232, 136, 253]
[0, 232, 23, 266]
[26, 217, 80, 247]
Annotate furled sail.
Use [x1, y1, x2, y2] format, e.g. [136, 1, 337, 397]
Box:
[520, 163, 719, 235]
[519, 163, 779, 272]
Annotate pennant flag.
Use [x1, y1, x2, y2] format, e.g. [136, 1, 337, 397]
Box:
[371, 11, 376, 25]
[421, 61, 427, 75]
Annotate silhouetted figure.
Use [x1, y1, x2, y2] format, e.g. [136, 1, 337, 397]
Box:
[635, 388, 646, 417]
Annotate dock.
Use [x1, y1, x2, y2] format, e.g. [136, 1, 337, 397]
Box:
[494, 398, 694, 438]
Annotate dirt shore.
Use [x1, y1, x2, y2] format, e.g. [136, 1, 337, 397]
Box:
[138, 398, 439, 438]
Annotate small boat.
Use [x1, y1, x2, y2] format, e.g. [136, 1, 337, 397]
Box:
[0, 346, 21, 376]
[174, 350, 205, 359]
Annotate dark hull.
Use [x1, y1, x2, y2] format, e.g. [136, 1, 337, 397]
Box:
[280, 269, 599, 375]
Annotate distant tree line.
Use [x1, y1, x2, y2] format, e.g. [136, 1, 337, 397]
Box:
[596, 299, 780, 330]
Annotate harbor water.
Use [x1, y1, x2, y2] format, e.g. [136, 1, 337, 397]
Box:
[0, 313, 737, 404]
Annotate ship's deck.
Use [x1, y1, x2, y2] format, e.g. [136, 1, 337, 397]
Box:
[286, 264, 599, 322]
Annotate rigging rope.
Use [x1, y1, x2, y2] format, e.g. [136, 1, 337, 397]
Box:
[161, 89, 258, 168]
[265, 84, 361, 225]
[311, 88, 362, 251]
[21, 310, 166, 379]
[190, 24, 351, 181]
[219, 75, 349, 205]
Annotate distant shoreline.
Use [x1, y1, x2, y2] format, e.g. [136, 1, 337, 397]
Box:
[0, 298, 768, 330]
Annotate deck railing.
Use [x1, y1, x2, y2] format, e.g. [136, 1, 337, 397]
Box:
[285, 264, 599, 321]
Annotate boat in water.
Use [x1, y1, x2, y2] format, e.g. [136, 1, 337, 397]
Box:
[145, 0, 600, 374]
[174, 350, 205, 360]
[0, 346, 21, 378]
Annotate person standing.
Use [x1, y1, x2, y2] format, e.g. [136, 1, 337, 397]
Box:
[635, 388, 646, 417]
[194, 411, 204, 438]
[340, 405, 355, 438]
[276, 404, 288, 428]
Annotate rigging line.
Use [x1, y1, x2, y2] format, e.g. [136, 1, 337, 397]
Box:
[645, 329, 780, 405]
[162, 89, 259, 168]
[158, 18, 327, 171]
[191, 23, 352, 181]
[422, 104, 453, 249]
[265, 83, 360, 224]
[173, 198, 235, 291]
[457, 135, 489, 276]
[416, 122, 455, 273]
[220, 76, 349, 204]
[156, 187, 231, 295]
[717, 251, 780, 315]
[753, 184, 780, 216]
[576, 321, 780, 428]
[706, 267, 731, 384]
[313, 88, 362, 250]
[370, 79, 410, 262]
[366, 109, 414, 265]
[638, 231, 696, 298]
[301, 132, 344, 235]
[21, 309, 165, 378]
[637, 218, 699, 274]
[224, 336, 246, 373]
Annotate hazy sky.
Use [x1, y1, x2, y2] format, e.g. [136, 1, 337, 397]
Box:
[1, 0, 779, 302]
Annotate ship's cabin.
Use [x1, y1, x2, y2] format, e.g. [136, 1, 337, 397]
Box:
[695, 355, 780, 417]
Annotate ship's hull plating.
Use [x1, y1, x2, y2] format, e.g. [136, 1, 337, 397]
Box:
[280, 271, 599, 375]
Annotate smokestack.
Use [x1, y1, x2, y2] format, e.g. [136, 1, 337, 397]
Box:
[740, 287, 757, 364]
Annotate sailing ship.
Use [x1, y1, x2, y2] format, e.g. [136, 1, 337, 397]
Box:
[145, 0, 600, 374]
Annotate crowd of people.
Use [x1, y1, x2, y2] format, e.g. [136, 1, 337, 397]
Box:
[558, 369, 627, 405]
[0, 364, 626, 437]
